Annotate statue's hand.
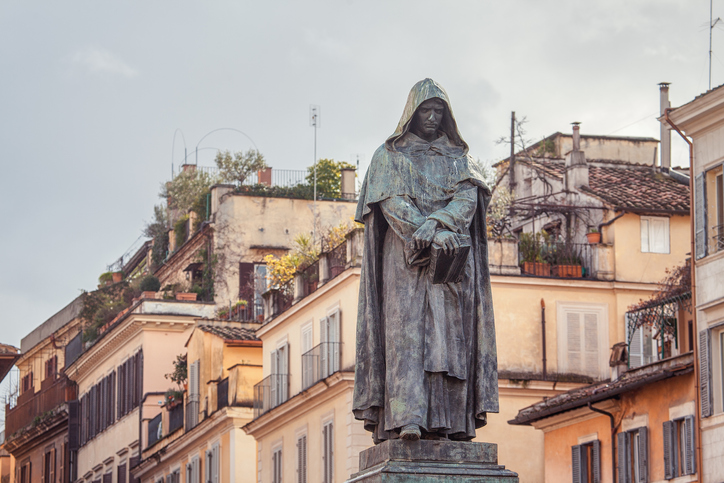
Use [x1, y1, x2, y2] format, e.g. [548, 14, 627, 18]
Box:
[433, 231, 459, 256]
[411, 219, 438, 250]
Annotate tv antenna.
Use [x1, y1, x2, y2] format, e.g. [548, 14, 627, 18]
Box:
[310, 105, 321, 242]
[710, 0, 721, 90]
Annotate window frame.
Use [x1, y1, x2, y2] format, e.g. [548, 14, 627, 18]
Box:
[322, 417, 334, 483]
[571, 439, 601, 483]
[640, 215, 671, 254]
[557, 302, 609, 379]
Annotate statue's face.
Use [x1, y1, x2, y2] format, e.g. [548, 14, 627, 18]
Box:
[411, 98, 445, 141]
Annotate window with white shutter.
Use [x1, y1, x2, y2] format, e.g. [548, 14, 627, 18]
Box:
[322, 420, 334, 483]
[301, 323, 314, 389]
[627, 316, 655, 369]
[188, 360, 200, 429]
[272, 447, 282, 483]
[297, 434, 307, 483]
[695, 172, 708, 259]
[640, 216, 670, 254]
[558, 303, 608, 379]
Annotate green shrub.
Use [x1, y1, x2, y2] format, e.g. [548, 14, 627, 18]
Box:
[139, 275, 161, 292]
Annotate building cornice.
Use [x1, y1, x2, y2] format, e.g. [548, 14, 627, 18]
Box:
[491, 275, 659, 293]
[256, 269, 361, 338]
[530, 399, 620, 433]
[242, 371, 354, 439]
[668, 87, 724, 136]
[66, 314, 195, 383]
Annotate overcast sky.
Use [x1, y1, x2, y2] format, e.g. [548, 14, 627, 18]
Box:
[0, 0, 719, 401]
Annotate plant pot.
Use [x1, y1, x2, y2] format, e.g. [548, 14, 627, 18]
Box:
[522, 262, 550, 277]
[141, 291, 157, 300]
[552, 265, 583, 278]
[175, 293, 198, 301]
[586, 232, 601, 244]
[112, 272, 123, 283]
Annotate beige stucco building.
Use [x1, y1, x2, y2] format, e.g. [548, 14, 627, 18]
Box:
[65, 297, 214, 483]
[132, 320, 262, 483]
[669, 86, 724, 483]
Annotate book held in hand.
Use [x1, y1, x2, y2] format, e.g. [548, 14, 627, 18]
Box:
[429, 233, 471, 284]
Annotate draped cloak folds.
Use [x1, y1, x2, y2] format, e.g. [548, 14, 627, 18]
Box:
[352, 79, 499, 442]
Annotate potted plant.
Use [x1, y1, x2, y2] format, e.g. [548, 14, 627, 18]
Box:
[164, 353, 187, 404]
[550, 242, 583, 278]
[586, 228, 601, 244]
[217, 307, 229, 319]
[519, 232, 550, 276]
[230, 299, 249, 318]
[164, 389, 184, 408]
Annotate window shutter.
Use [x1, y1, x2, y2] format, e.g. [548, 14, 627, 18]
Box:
[117, 463, 127, 483]
[213, 444, 219, 483]
[330, 310, 340, 373]
[695, 172, 708, 259]
[651, 218, 669, 253]
[636, 428, 648, 483]
[323, 425, 328, 483]
[663, 421, 675, 479]
[583, 313, 599, 376]
[239, 262, 255, 300]
[700, 330, 712, 417]
[684, 416, 696, 475]
[41, 452, 45, 483]
[282, 343, 290, 401]
[205, 450, 210, 483]
[641, 218, 650, 252]
[68, 400, 79, 450]
[592, 440, 601, 483]
[628, 315, 642, 368]
[567, 312, 582, 372]
[297, 435, 307, 483]
[321, 317, 330, 377]
[129, 456, 140, 483]
[571, 445, 582, 483]
[617, 432, 629, 483]
[270, 350, 278, 406]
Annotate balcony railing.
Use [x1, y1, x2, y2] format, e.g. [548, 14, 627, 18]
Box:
[147, 413, 162, 447]
[327, 241, 347, 281]
[195, 167, 307, 188]
[301, 342, 342, 391]
[217, 378, 229, 410]
[519, 241, 594, 278]
[168, 403, 184, 434]
[253, 374, 289, 419]
[5, 376, 69, 437]
[300, 261, 320, 297]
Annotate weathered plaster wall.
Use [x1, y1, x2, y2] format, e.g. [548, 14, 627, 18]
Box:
[556, 135, 659, 165]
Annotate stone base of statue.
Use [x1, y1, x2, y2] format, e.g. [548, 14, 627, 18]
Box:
[346, 440, 519, 482]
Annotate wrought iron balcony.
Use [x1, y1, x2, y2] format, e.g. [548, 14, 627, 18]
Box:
[301, 342, 342, 391]
[168, 403, 184, 434]
[711, 224, 724, 253]
[253, 373, 289, 419]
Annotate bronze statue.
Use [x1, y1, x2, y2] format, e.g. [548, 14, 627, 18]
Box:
[352, 78, 498, 443]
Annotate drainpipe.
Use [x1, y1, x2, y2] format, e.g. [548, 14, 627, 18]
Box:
[541, 299, 547, 380]
[597, 212, 625, 240]
[663, 107, 702, 479]
[588, 402, 616, 482]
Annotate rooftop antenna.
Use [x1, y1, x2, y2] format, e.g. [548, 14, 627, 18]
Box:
[310, 105, 320, 242]
[710, 0, 721, 91]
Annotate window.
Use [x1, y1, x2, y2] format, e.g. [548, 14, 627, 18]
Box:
[21, 372, 33, 394]
[320, 309, 340, 379]
[640, 216, 670, 254]
[254, 264, 268, 320]
[272, 447, 282, 483]
[186, 456, 200, 483]
[41, 447, 56, 483]
[166, 469, 180, 483]
[79, 369, 118, 445]
[45, 356, 57, 381]
[270, 343, 289, 407]
[557, 303, 608, 379]
[296, 434, 307, 483]
[713, 171, 724, 253]
[617, 427, 648, 483]
[301, 323, 314, 389]
[322, 420, 334, 483]
[117, 462, 127, 483]
[20, 460, 31, 483]
[187, 359, 201, 429]
[663, 416, 696, 479]
[117, 350, 143, 419]
[701, 325, 724, 417]
[571, 440, 600, 483]
[205, 444, 219, 483]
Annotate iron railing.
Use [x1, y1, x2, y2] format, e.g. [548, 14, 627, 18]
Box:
[253, 374, 289, 419]
[168, 404, 184, 434]
[147, 413, 162, 447]
[300, 261, 320, 297]
[712, 224, 724, 253]
[327, 241, 347, 281]
[301, 342, 342, 391]
[193, 167, 307, 188]
[5, 376, 68, 437]
[626, 292, 692, 368]
[217, 378, 229, 410]
[519, 241, 594, 278]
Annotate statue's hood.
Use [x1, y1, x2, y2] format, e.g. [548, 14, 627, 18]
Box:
[385, 78, 468, 154]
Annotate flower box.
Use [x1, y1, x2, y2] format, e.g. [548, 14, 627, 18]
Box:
[552, 265, 582, 278]
[175, 293, 198, 301]
[522, 262, 550, 277]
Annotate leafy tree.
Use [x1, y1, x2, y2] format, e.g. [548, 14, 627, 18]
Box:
[215, 149, 268, 185]
[305, 158, 355, 199]
[144, 204, 170, 271]
[161, 169, 216, 215]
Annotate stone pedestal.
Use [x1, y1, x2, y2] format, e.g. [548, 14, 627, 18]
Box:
[347, 440, 518, 482]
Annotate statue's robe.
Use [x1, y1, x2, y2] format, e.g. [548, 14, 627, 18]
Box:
[352, 79, 499, 442]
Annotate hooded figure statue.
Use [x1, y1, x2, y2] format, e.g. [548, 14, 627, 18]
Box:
[352, 78, 499, 443]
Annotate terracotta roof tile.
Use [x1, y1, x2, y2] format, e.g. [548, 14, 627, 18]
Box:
[199, 325, 259, 342]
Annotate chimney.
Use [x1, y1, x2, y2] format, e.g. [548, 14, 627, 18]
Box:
[340, 168, 356, 200]
[565, 122, 588, 191]
[258, 167, 272, 186]
[659, 82, 671, 170]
